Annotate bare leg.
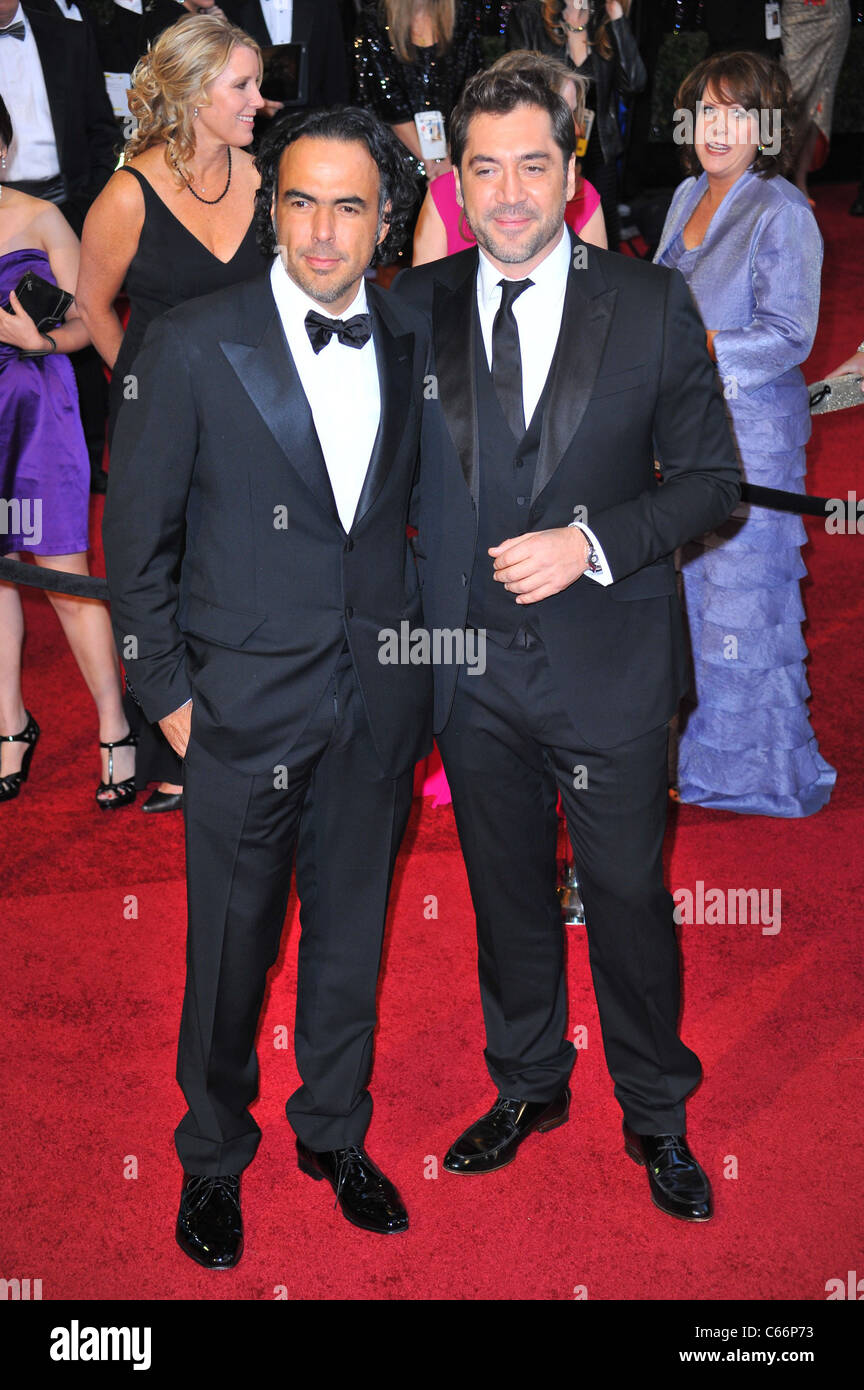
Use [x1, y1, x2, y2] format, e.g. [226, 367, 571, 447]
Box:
[33, 553, 135, 801]
[0, 572, 28, 780]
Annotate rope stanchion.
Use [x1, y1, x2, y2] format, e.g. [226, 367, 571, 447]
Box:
[0, 557, 109, 601]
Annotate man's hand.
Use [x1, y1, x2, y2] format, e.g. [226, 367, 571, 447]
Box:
[490, 528, 589, 605]
[159, 702, 192, 758]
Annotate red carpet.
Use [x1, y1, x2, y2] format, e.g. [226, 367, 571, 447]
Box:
[2, 184, 862, 1301]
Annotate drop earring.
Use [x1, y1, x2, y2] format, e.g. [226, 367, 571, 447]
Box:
[193, 107, 198, 119]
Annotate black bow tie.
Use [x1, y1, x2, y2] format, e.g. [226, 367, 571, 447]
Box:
[304, 309, 372, 354]
[0, 20, 25, 39]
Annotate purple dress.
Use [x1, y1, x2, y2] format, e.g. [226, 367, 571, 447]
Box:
[0, 249, 90, 556]
[655, 170, 836, 817]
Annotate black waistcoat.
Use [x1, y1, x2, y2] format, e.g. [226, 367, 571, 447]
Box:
[467, 309, 551, 645]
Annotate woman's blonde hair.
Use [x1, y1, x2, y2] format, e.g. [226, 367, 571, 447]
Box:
[383, 0, 456, 64]
[490, 48, 589, 135]
[125, 14, 262, 186]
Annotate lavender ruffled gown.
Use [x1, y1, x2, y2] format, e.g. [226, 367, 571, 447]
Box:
[655, 169, 836, 817]
[1, 249, 90, 557]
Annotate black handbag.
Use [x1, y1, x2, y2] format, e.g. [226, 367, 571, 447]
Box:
[6, 271, 74, 330]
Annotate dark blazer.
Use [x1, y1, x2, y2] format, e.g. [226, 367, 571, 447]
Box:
[22, 5, 119, 230]
[506, 1, 646, 164]
[221, 0, 350, 108]
[78, 0, 185, 74]
[103, 270, 432, 777]
[393, 231, 741, 746]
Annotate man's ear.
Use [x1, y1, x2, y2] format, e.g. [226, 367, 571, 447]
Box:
[565, 153, 577, 203]
[453, 166, 463, 207]
[377, 198, 392, 246]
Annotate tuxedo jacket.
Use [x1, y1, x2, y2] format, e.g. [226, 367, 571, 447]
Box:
[221, 0, 350, 108]
[22, 6, 119, 229]
[103, 270, 433, 778]
[393, 231, 742, 747]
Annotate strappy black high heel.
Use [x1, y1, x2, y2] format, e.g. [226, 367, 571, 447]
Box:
[0, 711, 40, 803]
[96, 727, 138, 810]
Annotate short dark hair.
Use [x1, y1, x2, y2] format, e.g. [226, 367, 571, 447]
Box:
[0, 93, 12, 152]
[675, 51, 796, 180]
[448, 67, 576, 173]
[254, 106, 420, 265]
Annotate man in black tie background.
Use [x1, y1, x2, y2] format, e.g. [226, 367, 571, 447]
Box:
[103, 108, 432, 1265]
[394, 66, 741, 1222]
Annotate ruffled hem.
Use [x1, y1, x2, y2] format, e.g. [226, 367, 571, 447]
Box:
[677, 736, 836, 817]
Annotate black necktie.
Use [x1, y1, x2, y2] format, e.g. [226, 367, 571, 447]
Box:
[0, 20, 26, 39]
[492, 278, 533, 438]
[304, 309, 372, 354]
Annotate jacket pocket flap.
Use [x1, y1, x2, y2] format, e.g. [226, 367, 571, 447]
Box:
[591, 363, 650, 398]
[181, 592, 267, 646]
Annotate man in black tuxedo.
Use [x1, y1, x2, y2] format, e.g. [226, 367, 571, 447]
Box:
[103, 108, 432, 1264]
[0, 2, 118, 234]
[394, 66, 740, 1222]
[221, 0, 349, 110]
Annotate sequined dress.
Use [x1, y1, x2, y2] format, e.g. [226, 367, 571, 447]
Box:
[655, 169, 836, 817]
[354, 0, 484, 179]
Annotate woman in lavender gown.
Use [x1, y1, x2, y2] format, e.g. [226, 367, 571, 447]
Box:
[0, 96, 136, 807]
[654, 51, 835, 817]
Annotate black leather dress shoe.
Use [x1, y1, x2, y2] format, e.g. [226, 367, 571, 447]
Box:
[443, 1089, 570, 1174]
[623, 1124, 713, 1222]
[850, 184, 864, 217]
[142, 789, 183, 813]
[296, 1141, 409, 1234]
[176, 1173, 243, 1268]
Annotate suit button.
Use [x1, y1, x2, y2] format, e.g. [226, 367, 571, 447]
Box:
[514, 458, 524, 469]
[517, 495, 527, 506]
[344, 538, 354, 552]
[345, 606, 354, 619]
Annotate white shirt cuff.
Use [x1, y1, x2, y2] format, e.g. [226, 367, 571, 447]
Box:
[570, 523, 613, 586]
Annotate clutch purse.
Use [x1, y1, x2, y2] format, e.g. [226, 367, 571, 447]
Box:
[6, 271, 74, 330]
[809, 374, 864, 415]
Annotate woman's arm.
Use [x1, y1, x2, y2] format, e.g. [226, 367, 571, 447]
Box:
[0, 203, 90, 356]
[605, 8, 647, 96]
[75, 169, 145, 370]
[711, 202, 823, 394]
[412, 187, 449, 265]
[578, 203, 607, 249]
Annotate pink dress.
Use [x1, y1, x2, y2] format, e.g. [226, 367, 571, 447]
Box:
[428, 170, 602, 255]
[415, 176, 602, 804]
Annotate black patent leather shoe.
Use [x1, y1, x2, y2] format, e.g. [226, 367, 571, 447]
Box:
[623, 1124, 713, 1222]
[176, 1173, 243, 1268]
[296, 1141, 408, 1234]
[443, 1088, 570, 1175]
[142, 789, 183, 813]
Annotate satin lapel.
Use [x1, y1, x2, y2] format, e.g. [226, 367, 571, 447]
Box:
[531, 243, 617, 505]
[352, 301, 414, 527]
[433, 260, 480, 502]
[220, 308, 340, 526]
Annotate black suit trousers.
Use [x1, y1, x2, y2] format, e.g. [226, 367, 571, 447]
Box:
[436, 629, 702, 1133]
[175, 649, 414, 1173]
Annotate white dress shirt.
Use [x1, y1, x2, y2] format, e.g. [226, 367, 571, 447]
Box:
[476, 226, 612, 584]
[52, 0, 83, 19]
[114, 0, 144, 13]
[0, 6, 61, 182]
[260, 0, 294, 44]
[269, 255, 381, 533]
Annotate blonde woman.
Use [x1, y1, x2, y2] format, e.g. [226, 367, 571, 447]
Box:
[355, 0, 483, 183]
[77, 13, 267, 812]
[413, 49, 607, 264]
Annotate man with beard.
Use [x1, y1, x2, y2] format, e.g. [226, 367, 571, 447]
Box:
[394, 66, 740, 1221]
[104, 109, 432, 1263]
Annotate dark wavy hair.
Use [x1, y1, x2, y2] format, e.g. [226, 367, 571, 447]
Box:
[0, 93, 12, 153]
[675, 51, 797, 180]
[254, 106, 419, 266]
[448, 66, 576, 173]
